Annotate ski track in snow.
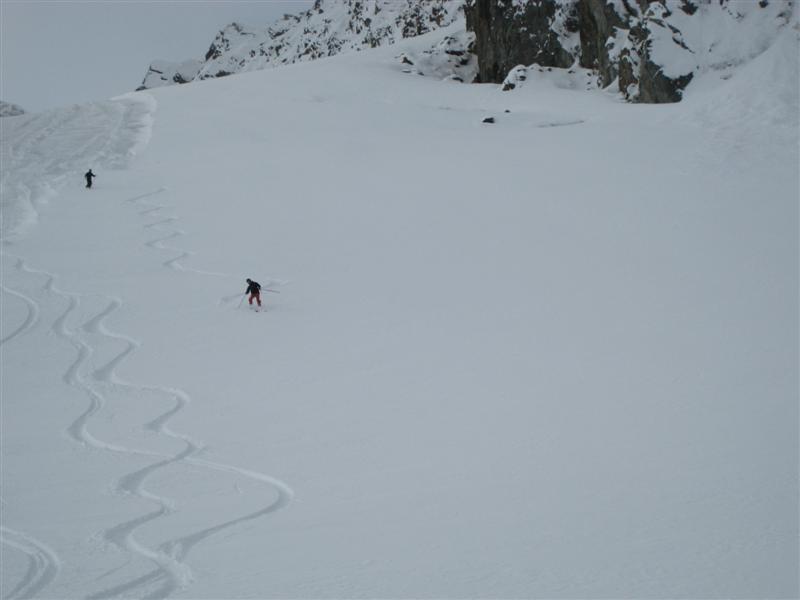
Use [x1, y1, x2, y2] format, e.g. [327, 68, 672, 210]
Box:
[0, 527, 61, 600]
[124, 188, 287, 306]
[0, 281, 40, 346]
[0, 255, 63, 600]
[126, 189, 227, 277]
[2, 102, 292, 597]
[5, 253, 294, 599]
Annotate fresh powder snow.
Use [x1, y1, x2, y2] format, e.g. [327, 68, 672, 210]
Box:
[1, 16, 798, 600]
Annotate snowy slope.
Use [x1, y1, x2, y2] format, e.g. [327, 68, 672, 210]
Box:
[1, 20, 798, 600]
[0, 97, 154, 242]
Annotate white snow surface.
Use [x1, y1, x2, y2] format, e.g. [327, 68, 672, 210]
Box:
[1, 22, 798, 599]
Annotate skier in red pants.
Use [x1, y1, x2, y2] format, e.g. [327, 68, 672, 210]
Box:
[245, 278, 262, 309]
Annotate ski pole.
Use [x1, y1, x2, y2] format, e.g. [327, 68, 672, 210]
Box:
[238, 293, 246, 307]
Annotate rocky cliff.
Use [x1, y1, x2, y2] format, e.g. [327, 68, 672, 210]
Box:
[138, 0, 462, 90]
[465, 0, 794, 103]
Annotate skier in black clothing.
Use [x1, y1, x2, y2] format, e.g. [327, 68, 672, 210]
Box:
[245, 278, 262, 309]
[85, 169, 96, 188]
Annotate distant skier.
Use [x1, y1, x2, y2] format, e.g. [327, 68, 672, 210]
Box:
[245, 278, 262, 309]
[85, 169, 96, 188]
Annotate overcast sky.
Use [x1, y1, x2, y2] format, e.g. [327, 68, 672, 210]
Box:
[1, 0, 314, 112]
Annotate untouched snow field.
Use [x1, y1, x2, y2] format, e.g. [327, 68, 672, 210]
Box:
[2, 21, 798, 599]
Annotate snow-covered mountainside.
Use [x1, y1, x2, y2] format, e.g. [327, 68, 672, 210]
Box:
[139, 0, 794, 104]
[138, 0, 462, 90]
[2, 12, 798, 600]
[0, 101, 26, 117]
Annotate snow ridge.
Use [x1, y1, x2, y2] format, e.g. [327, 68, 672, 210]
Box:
[0, 94, 156, 243]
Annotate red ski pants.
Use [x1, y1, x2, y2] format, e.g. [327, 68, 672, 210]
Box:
[248, 292, 261, 307]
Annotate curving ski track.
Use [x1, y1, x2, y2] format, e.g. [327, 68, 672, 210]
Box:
[126, 189, 227, 277]
[1, 94, 293, 599]
[0, 527, 61, 600]
[4, 250, 292, 599]
[0, 282, 39, 346]
[0, 258, 62, 599]
[3, 94, 290, 596]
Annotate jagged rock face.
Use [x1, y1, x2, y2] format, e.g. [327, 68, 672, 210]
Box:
[577, 0, 625, 87]
[611, 0, 696, 103]
[0, 101, 26, 117]
[138, 0, 463, 90]
[466, 0, 793, 103]
[465, 0, 578, 83]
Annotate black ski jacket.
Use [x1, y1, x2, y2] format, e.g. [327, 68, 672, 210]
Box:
[246, 281, 261, 295]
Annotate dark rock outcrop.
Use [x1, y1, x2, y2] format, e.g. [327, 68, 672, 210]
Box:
[465, 0, 790, 103]
[615, 1, 697, 103]
[466, 0, 694, 101]
[465, 0, 575, 83]
[577, 0, 626, 87]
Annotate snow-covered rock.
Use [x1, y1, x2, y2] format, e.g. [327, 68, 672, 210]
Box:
[136, 0, 795, 102]
[466, 0, 795, 103]
[137, 0, 464, 90]
[500, 62, 600, 93]
[0, 101, 26, 117]
[136, 59, 204, 91]
[395, 28, 478, 83]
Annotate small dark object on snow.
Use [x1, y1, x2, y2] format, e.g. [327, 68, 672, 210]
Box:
[482, 117, 495, 124]
[401, 55, 414, 65]
[680, 0, 699, 14]
[85, 169, 96, 188]
[504, 109, 511, 113]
